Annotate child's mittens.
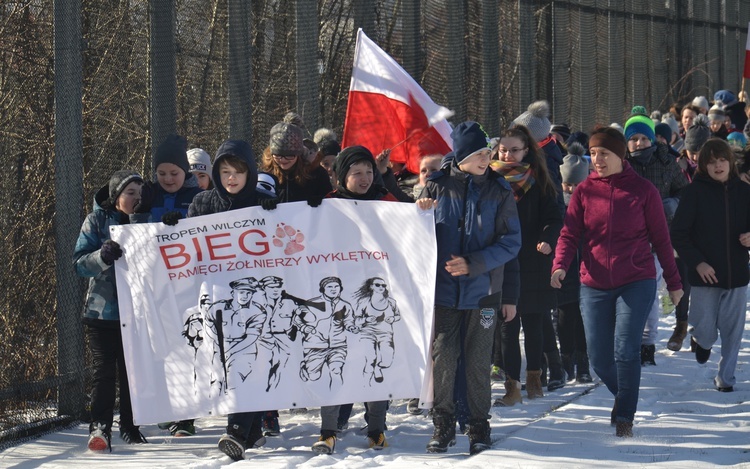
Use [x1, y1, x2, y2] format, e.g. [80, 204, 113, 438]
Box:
[100, 240, 123, 265]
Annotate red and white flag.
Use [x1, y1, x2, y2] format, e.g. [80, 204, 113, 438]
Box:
[342, 29, 453, 174]
[744, 22, 750, 79]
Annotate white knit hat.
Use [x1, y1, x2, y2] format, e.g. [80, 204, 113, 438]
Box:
[187, 148, 212, 178]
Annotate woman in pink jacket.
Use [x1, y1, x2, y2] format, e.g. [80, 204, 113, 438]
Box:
[550, 127, 683, 438]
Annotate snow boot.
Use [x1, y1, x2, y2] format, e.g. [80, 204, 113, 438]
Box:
[494, 377, 523, 407]
[561, 353, 575, 382]
[667, 320, 688, 351]
[426, 413, 456, 453]
[615, 421, 633, 437]
[545, 351, 567, 391]
[312, 430, 337, 454]
[526, 370, 544, 399]
[640, 344, 656, 366]
[576, 352, 593, 383]
[467, 419, 491, 455]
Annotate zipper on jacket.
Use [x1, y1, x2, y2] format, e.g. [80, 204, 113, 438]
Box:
[455, 177, 470, 307]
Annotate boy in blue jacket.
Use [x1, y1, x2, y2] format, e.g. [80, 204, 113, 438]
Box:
[417, 121, 521, 455]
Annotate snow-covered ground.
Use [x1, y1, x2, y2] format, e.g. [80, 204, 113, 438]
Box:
[2, 298, 750, 468]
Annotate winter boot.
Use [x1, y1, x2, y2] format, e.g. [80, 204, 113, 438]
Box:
[526, 370, 544, 399]
[245, 418, 266, 449]
[540, 359, 548, 387]
[467, 419, 491, 455]
[426, 413, 456, 453]
[262, 411, 281, 436]
[494, 378, 523, 407]
[576, 352, 593, 383]
[615, 421, 633, 437]
[640, 344, 656, 366]
[367, 431, 388, 449]
[545, 351, 567, 391]
[693, 337, 712, 364]
[667, 321, 688, 351]
[312, 430, 337, 454]
[218, 424, 246, 461]
[561, 353, 575, 382]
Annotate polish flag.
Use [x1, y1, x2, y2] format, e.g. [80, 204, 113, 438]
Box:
[342, 29, 453, 175]
[744, 22, 750, 79]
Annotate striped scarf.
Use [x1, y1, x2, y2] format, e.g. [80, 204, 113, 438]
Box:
[493, 161, 535, 201]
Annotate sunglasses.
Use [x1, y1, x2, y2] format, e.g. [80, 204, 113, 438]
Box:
[373, 282, 387, 287]
[272, 154, 297, 160]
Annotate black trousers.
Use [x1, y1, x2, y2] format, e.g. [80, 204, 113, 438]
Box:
[87, 325, 135, 433]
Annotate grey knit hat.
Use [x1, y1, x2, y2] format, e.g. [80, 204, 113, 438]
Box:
[560, 142, 589, 184]
[708, 104, 725, 122]
[692, 96, 709, 111]
[187, 148, 212, 176]
[684, 114, 711, 152]
[512, 100, 551, 142]
[661, 113, 679, 136]
[269, 122, 304, 157]
[108, 169, 143, 203]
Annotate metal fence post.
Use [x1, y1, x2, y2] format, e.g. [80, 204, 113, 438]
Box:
[150, 0, 177, 159]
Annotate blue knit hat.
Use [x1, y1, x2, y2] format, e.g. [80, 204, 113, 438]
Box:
[451, 121, 491, 164]
[714, 90, 737, 107]
[623, 113, 656, 143]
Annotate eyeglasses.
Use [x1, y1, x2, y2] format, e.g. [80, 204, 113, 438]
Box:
[497, 147, 527, 155]
[373, 283, 387, 287]
[272, 154, 297, 160]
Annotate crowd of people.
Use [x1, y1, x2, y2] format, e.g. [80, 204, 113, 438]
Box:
[74, 89, 750, 459]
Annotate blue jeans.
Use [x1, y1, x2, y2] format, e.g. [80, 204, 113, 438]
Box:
[580, 279, 656, 423]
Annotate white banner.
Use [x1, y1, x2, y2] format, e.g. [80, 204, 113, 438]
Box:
[111, 199, 436, 425]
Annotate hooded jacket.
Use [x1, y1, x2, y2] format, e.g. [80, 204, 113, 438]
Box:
[553, 161, 681, 291]
[419, 164, 521, 309]
[670, 174, 750, 289]
[73, 185, 150, 326]
[151, 171, 203, 220]
[188, 140, 271, 216]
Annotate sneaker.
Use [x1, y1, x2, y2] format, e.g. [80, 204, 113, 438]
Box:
[426, 414, 456, 453]
[312, 430, 337, 454]
[245, 420, 266, 449]
[157, 421, 172, 430]
[717, 385, 734, 392]
[407, 398, 422, 415]
[576, 372, 593, 384]
[218, 424, 246, 461]
[490, 365, 505, 382]
[262, 412, 281, 436]
[169, 420, 196, 437]
[120, 426, 148, 444]
[693, 338, 711, 364]
[336, 421, 348, 432]
[367, 431, 388, 449]
[87, 423, 111, 452]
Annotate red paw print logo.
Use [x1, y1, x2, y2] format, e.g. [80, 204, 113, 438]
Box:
[272, 223, 305, 255]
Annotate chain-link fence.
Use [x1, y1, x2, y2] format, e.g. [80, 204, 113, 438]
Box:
[1, 0, 748, 446]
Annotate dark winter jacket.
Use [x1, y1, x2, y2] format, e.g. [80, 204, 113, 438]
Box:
[419, 165, 522, 309]
[670, 174, 750, 289]
[73, 185, 150, 326]
[553, 161, 681, 292]
[151, 172, 203, 220]
[725, 100, 747, 132]
[626, 142, 688, 224]
[189, 140, 273, 217]
[540, 138, 566, 215]
[513, 181, 563, 313]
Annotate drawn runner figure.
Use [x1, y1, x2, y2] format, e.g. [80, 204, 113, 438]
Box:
[203, 277, 266, 393]
[294, 277, 356, 388]
[182, 290, 209, 392]
[256, 276, 306, 391]
[353, 277, 401, 384]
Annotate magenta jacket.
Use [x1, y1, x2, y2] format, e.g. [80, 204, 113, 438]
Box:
[552, 161, 681, 291]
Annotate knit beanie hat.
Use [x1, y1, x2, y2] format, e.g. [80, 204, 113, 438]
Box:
[566, 131, 589, 151]
[692, 96, 709, 111]
[333, 145, 377, 189]
[727, 131, 747, 149]
[708, 104, 725, 122]
[661, 113, 679, 136]
[318, 138, 341, 157]
[187, 148, 212, 177]
[560, 142, 589, 184]
[684, 114, 711, 152]
[714, 90, 737, 107]
[256, 172, 278, 197]
[451, 121, 491, 164]
[283, 111, 308, 136]
[269, 122, 304, 156]
[512, 100, 551, 142]
[154, 134, 190, 174]
[654, 123, 673, 143]
[624, 112, 656, 143]
[550, 123, 571, 142]
[313, 127, 338, 145]
[108, 169, 143, 204]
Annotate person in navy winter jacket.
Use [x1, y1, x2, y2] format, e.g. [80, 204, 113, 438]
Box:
[417, 121, 521, 455]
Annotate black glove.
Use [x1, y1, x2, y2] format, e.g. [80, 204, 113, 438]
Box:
[100, 240, 123, 265]
[161, 210, 183, 226]
[134, 181, 155, 214]
[307, 195, 324, 208]
[260, 197, 279, 211]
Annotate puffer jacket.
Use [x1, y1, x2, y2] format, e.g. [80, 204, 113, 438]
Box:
[419, 164, 521, 309]
[670, 174, 750, 289]
[151, 171, 203, 220]
[73, 186, 150, 326]
[189, 139, 272, 216]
